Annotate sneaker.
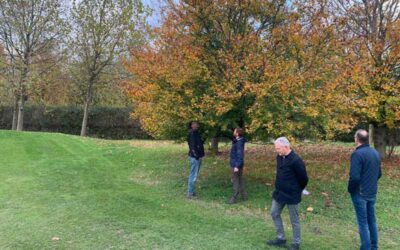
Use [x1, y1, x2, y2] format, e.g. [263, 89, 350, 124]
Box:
[288, 243, 300, 250]
[266, 238, 287, 247]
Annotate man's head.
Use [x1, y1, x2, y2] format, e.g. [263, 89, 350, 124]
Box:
[354, 129, 369, 146]
[274, 137, 291, 156]
[189, 121, 199, 130]
[233, 127, 243, 138]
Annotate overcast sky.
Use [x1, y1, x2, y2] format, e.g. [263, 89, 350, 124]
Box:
[141, 0, 294, 27]
[142, 0, 162, 27]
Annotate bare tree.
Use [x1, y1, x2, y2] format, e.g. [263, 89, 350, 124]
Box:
[0, 0, 66, 131]
[69, 0, 148, 137]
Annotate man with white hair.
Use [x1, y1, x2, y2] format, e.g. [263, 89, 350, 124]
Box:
[267, 137, 308, 250]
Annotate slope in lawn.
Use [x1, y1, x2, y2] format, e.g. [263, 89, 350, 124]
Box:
[0, 131, 398, 249]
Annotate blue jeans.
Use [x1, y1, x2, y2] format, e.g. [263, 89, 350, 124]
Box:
[187, 157, 202, 194]
[351, 193, 378, 250]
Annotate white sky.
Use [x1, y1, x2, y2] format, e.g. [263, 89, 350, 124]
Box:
[142, 0, 162, 27]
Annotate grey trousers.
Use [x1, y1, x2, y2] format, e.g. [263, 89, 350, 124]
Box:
[270, 199, 301, 244]
[231, 168, 247, 199]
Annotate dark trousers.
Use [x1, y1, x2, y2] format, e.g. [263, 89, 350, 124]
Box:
[231, 168, 247, 199]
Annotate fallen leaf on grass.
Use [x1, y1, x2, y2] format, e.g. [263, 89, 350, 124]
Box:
[52, 237, 60, 241]
[312, 227, 322, 235]
[307, 207, 314, 212]
[325, 198, 333, 207]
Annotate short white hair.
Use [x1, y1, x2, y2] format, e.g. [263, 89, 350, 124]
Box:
[274, 137, 290, 147]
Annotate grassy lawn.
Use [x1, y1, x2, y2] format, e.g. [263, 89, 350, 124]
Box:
[0, 130, 399, 249]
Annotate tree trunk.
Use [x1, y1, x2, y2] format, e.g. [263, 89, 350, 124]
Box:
[16, 66, 28, 132]
[210, 137, 219, 154]
[368, 124, 374, 145]
[11, 97, 18, 130]
[16, 94, 25, 131]
[80, 100, 90, 136]
[373, 125, 387, 159]
[80, 81, 94, 137]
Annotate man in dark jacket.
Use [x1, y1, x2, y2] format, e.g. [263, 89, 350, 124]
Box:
[228, 128, 247, 204]
[187, 121, 205, 199]
[348, 129, 381, 250]
[267, 137, 308, 250]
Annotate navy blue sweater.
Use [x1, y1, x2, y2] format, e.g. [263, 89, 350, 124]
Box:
[273, 151, 308, 205]
[230, 137, 246, 168]
[348, 144, 381, 197]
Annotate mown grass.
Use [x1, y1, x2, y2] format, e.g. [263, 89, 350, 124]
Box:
[0, 130, 399, 249]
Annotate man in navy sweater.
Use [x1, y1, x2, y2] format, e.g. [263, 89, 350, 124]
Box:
[267, 137, 308, 250]
[348, 129, 382, 250]
[228, 128, 247, 204]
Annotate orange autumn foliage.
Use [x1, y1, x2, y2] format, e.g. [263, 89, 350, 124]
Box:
[125, 0, 399, 146]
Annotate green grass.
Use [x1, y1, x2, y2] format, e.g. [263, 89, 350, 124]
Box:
[0, 130, 399, 249]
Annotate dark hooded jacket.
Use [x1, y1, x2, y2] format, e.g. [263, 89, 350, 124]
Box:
[187, 129, 205, 160]
[272, 150, 308, 205]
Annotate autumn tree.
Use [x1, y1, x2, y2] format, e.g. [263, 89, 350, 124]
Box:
[69, 0, 148, 136]
[330, 0, 400, 158]
[0, 0, 66, 131]
[0, 75, 10, 107]
[126, 0, 399, 152]
[126, 0, 288, 152]
[28, 51, 72, 106]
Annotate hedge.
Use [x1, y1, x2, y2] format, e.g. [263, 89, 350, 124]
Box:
[0, 105, 150, 139]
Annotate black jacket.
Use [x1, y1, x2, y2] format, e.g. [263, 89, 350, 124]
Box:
[273, 151, 308, 205]
[187, 129, 205, 160]
[348, 144, 381, 197]
[230, 137, 246, 168]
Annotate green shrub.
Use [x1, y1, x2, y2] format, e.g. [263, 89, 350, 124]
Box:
[0, 105, 150, 139]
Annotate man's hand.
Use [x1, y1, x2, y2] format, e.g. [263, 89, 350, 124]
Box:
[234, 167, 239, 172]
